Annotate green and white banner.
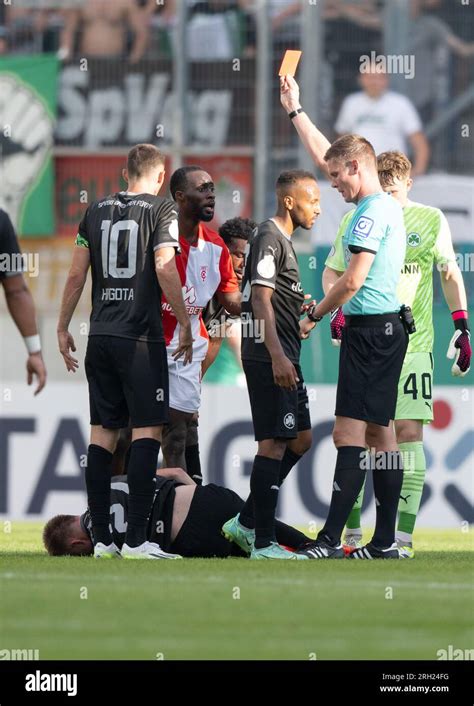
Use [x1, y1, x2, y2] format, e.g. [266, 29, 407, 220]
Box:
[0, 54, 58, 236]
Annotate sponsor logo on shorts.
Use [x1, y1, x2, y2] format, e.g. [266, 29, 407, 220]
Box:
[283, 412, 295, 429]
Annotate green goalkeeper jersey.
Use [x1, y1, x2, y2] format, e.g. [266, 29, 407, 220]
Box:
[325, 200, 457, 354]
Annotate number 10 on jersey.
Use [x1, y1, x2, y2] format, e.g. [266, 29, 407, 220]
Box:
[101, 220, 138, 279]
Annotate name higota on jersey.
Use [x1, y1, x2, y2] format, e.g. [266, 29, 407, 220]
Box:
[326, 200, 457, 353]
[161, 222, 239, 362]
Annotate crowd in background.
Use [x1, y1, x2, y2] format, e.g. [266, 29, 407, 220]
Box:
[0, 0, 473, 173]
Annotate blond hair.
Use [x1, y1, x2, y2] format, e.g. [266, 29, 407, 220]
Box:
[377, 150, 412, 188]
[324, 134, 377, 168]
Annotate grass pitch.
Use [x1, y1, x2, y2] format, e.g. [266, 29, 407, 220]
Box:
[1, 524, 472, 660]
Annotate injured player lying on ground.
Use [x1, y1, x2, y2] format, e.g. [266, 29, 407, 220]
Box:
[43, 467, 313, 559]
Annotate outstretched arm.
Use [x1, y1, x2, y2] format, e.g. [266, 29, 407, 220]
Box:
[280, 74, 331, 176]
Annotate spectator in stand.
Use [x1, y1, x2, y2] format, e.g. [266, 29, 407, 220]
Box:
[335, 64, 430, 176]
[405, 0, 474, 122]
[186, 1, 255, 60]
[140, 0, 177, 59]
[60, 0, 148, 63]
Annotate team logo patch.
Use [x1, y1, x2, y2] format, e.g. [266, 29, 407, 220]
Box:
[200, 266, 208, 282]
[352, 216, 374, 238]
[256, 253, 276, 279]
[283, 412, 296, 429]
[407, 232, 421, 247]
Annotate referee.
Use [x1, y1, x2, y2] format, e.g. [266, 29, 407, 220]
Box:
[282, 75, 408, 559]
[223, 170, 321, 560]
[57, 144, 193, 560]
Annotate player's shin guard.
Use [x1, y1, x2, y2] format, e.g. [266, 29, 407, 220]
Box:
[86, 444, 114, 546]
[125, 438, 160, 547]
[397, 441, 426, 538]
[371, 452, 404, 549]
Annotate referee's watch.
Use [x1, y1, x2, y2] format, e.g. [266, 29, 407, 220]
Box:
[307, 306, 323, 323]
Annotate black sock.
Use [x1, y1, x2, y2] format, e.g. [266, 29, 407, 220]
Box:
[250, 455, 281, 549]
[278, 448, 302, 486]
[238, 448, 303, 529]
[371, 451, 404, 548]
[125, 438, 160, 547]
[185, 444, 202, 485]
[274, 520, 309, 550]
[318, 446, 367, 545]
[86, 444, 113, 546]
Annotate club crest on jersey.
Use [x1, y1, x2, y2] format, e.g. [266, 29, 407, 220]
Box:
[200, 266, 208, 282]
[257, 253, 276, 279]
[283, 412, 296, 429]
[352, 216, 374, 238]
[407, 232, 421, 247]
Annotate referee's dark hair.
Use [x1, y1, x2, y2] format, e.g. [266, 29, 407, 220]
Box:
[276, 169, 317, 194]
[126, 144, 165, 180]
[169, 165, 204, 200]
[218, 217, 257, 245]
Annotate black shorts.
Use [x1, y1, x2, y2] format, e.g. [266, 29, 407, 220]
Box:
[243, 360, 311, 441]
[170, 484, 245, 558]
[335, 314, 408, 427]
[85, 335, 169, 429]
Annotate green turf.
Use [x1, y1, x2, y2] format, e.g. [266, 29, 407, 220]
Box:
[1, 524, 473, 660]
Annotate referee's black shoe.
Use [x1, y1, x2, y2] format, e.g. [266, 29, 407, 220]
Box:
[346, 542, 399, 559]
[296, 536, 345, 559]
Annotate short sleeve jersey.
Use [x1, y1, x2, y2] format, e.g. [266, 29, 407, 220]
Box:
[326, 200, 455, 352]
[241, 219, 304, 364]
[335, 192, 406, 316]
[75, 192, 179, 342]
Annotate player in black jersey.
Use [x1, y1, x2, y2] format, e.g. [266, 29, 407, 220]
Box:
[222, 170, 321, 560]
[42, 469, 313, 559]
[57, 144, 193, 560]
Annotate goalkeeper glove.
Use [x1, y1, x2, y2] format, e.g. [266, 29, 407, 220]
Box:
[447, 311, 471, 376]
[330, 307, 345, 347]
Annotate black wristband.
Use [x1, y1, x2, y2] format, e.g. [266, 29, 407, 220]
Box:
[307, 306, 323, 323]
[288, 108, 303, 120]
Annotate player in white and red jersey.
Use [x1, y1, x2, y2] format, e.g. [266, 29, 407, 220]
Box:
[161, 166, 241, 469]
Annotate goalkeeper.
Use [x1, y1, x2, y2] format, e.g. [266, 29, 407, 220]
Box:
[324, 150, 471, 558]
